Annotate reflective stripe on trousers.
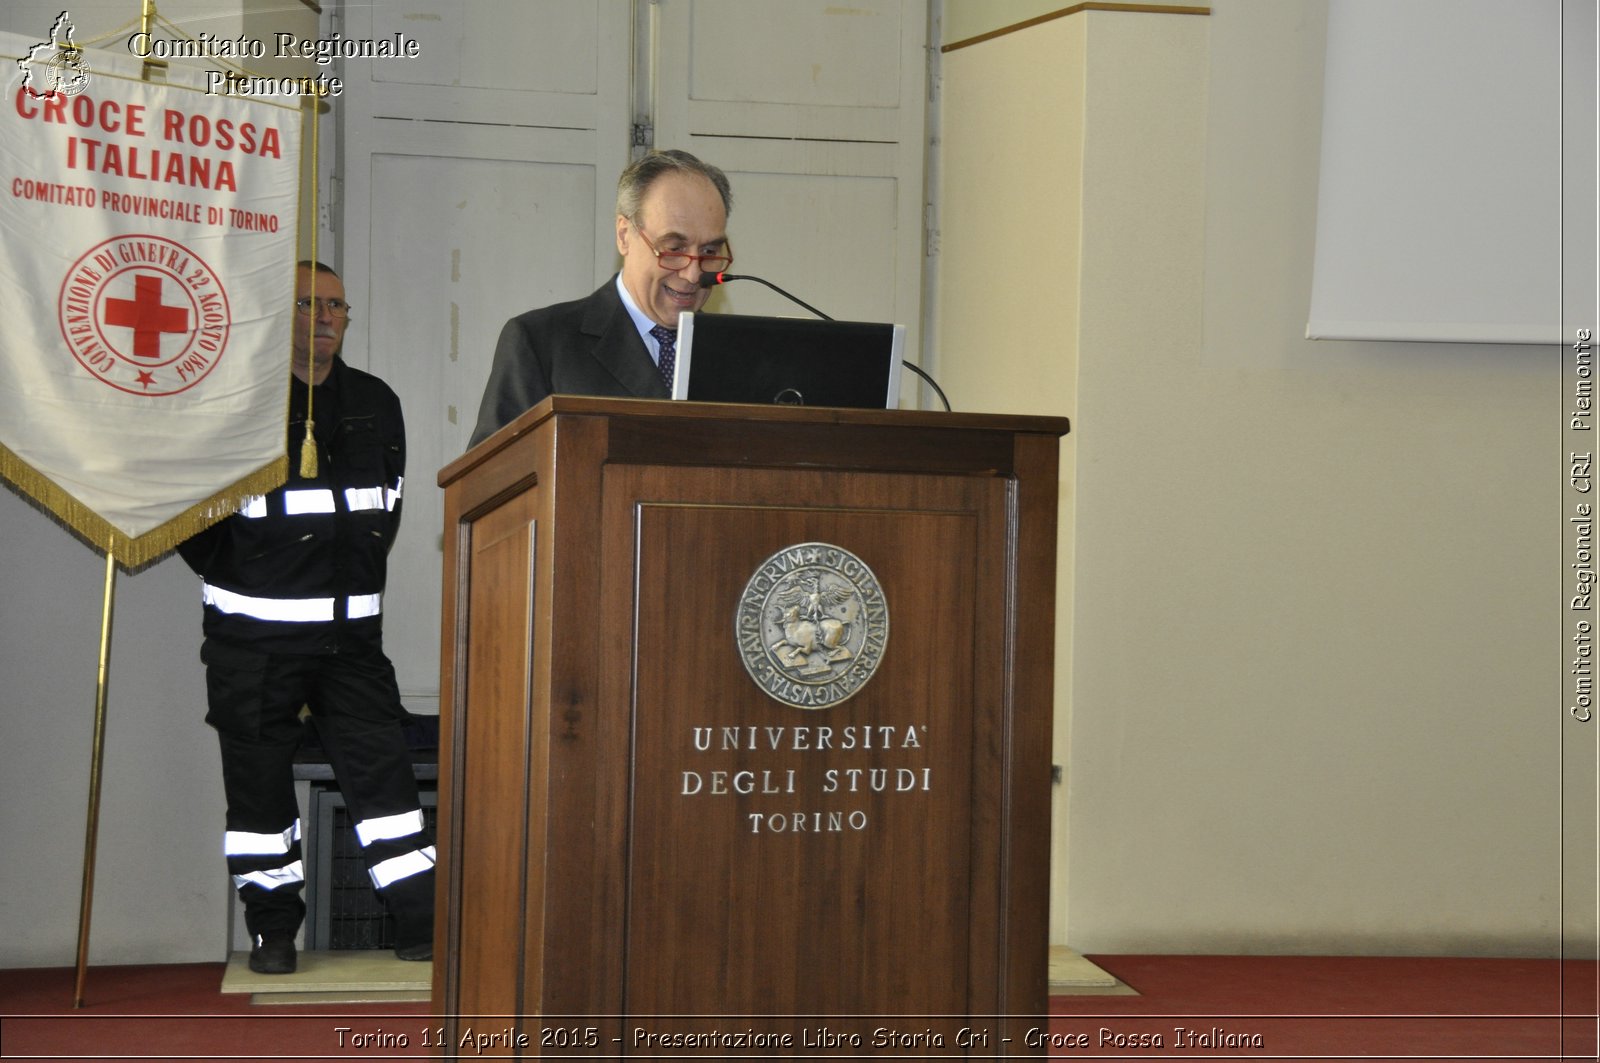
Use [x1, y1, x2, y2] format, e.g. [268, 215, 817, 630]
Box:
[352, 808, 434, 890]
[226, 819, 305, 894]
[232, 860, 305, 893]
[224, 821, 301, 856]
[368, 845, 437, 890]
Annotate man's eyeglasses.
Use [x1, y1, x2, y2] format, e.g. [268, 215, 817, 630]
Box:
[634, 226, 732, 274]
[295, 296, 351, 319]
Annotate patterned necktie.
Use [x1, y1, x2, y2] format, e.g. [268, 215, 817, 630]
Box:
[650, 324, 677, 391]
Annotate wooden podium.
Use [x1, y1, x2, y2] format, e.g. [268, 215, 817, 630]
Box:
[434, 397, 1069, 1057]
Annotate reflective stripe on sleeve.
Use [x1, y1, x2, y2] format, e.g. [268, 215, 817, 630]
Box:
[343, 482, 400, 513]
[224, 821, 302, 857]
[355, 809, 425, 847]
[348, 593, 382, 619]
[242, 486, 396, 517]
[344, 487, 385, 512]
[232, 860, 305, 893]
[284, 489, 336, 514]
[368, 846, 436, 890]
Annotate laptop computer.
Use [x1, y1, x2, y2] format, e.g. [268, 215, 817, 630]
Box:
[670, 312, 905, 409]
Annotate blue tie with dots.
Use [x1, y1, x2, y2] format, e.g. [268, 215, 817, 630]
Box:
[650, 324, 676, 391]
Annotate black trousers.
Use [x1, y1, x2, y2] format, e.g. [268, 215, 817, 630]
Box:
[202, 636, 434, 943]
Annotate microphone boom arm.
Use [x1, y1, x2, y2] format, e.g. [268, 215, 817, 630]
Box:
[702, 272, 952, 412]
[705, 274, 834, 322]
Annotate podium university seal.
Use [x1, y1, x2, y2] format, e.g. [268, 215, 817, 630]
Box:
[735, 542, 889, 710]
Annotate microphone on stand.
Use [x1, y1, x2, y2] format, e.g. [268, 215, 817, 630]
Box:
[699, 273, 832, 322]
[698, 272, 952, 412]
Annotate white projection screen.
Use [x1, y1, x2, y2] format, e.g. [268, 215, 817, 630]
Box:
[1307, 0, 1563, 345]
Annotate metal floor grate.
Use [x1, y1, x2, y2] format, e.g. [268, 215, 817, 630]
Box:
[306, 784, 438, 950]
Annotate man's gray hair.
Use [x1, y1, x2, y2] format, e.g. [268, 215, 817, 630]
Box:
[616, 149, 732, 222]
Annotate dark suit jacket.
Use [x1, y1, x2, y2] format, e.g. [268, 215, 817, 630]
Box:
[470, 277, 667, 446]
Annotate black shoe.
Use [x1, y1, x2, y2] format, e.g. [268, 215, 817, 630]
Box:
[394, 940, 432, 962]
[248, 932, 297, 975]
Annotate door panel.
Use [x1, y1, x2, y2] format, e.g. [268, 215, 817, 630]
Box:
[337, 0, 632, 710]
[654, 0, 929, 360]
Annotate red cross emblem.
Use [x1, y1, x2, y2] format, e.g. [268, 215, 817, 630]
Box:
[60, 235, 231, 397]
[103, 274, 190, 360]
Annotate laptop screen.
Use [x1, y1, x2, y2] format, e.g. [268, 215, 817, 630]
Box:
[670, 312, 904, 409]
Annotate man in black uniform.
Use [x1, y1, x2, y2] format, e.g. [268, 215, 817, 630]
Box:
[178, 261, 433, 974]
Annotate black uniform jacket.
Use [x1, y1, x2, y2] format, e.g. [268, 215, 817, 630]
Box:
[177, 358, 405, 655]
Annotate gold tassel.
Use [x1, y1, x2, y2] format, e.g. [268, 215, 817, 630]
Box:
[299, 424, 317, 478]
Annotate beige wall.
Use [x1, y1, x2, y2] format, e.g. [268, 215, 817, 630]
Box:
[938, 0, 1578, 956]
[938, 8, 1087, 946]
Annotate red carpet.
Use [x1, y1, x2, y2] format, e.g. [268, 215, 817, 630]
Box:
[2, 955, 1595, 1060]
[0, 962, 429, 1062]
[1057, 955, 1598, 1061]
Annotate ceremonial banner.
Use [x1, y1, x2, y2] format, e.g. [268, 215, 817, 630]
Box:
[0, 27, 301, 565]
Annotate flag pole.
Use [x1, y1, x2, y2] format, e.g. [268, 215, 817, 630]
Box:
[137, 0, 165, 82]
[69, 0, 159, 1007]
[72, 544, 118, 1008]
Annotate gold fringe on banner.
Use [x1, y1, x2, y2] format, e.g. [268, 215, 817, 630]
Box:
[0, 443, 288, 569]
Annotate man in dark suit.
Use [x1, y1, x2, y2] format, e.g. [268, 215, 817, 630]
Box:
[469, 149, 733, 445]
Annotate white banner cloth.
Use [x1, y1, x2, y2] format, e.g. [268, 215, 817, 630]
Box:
[0, 30, 301, 564]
